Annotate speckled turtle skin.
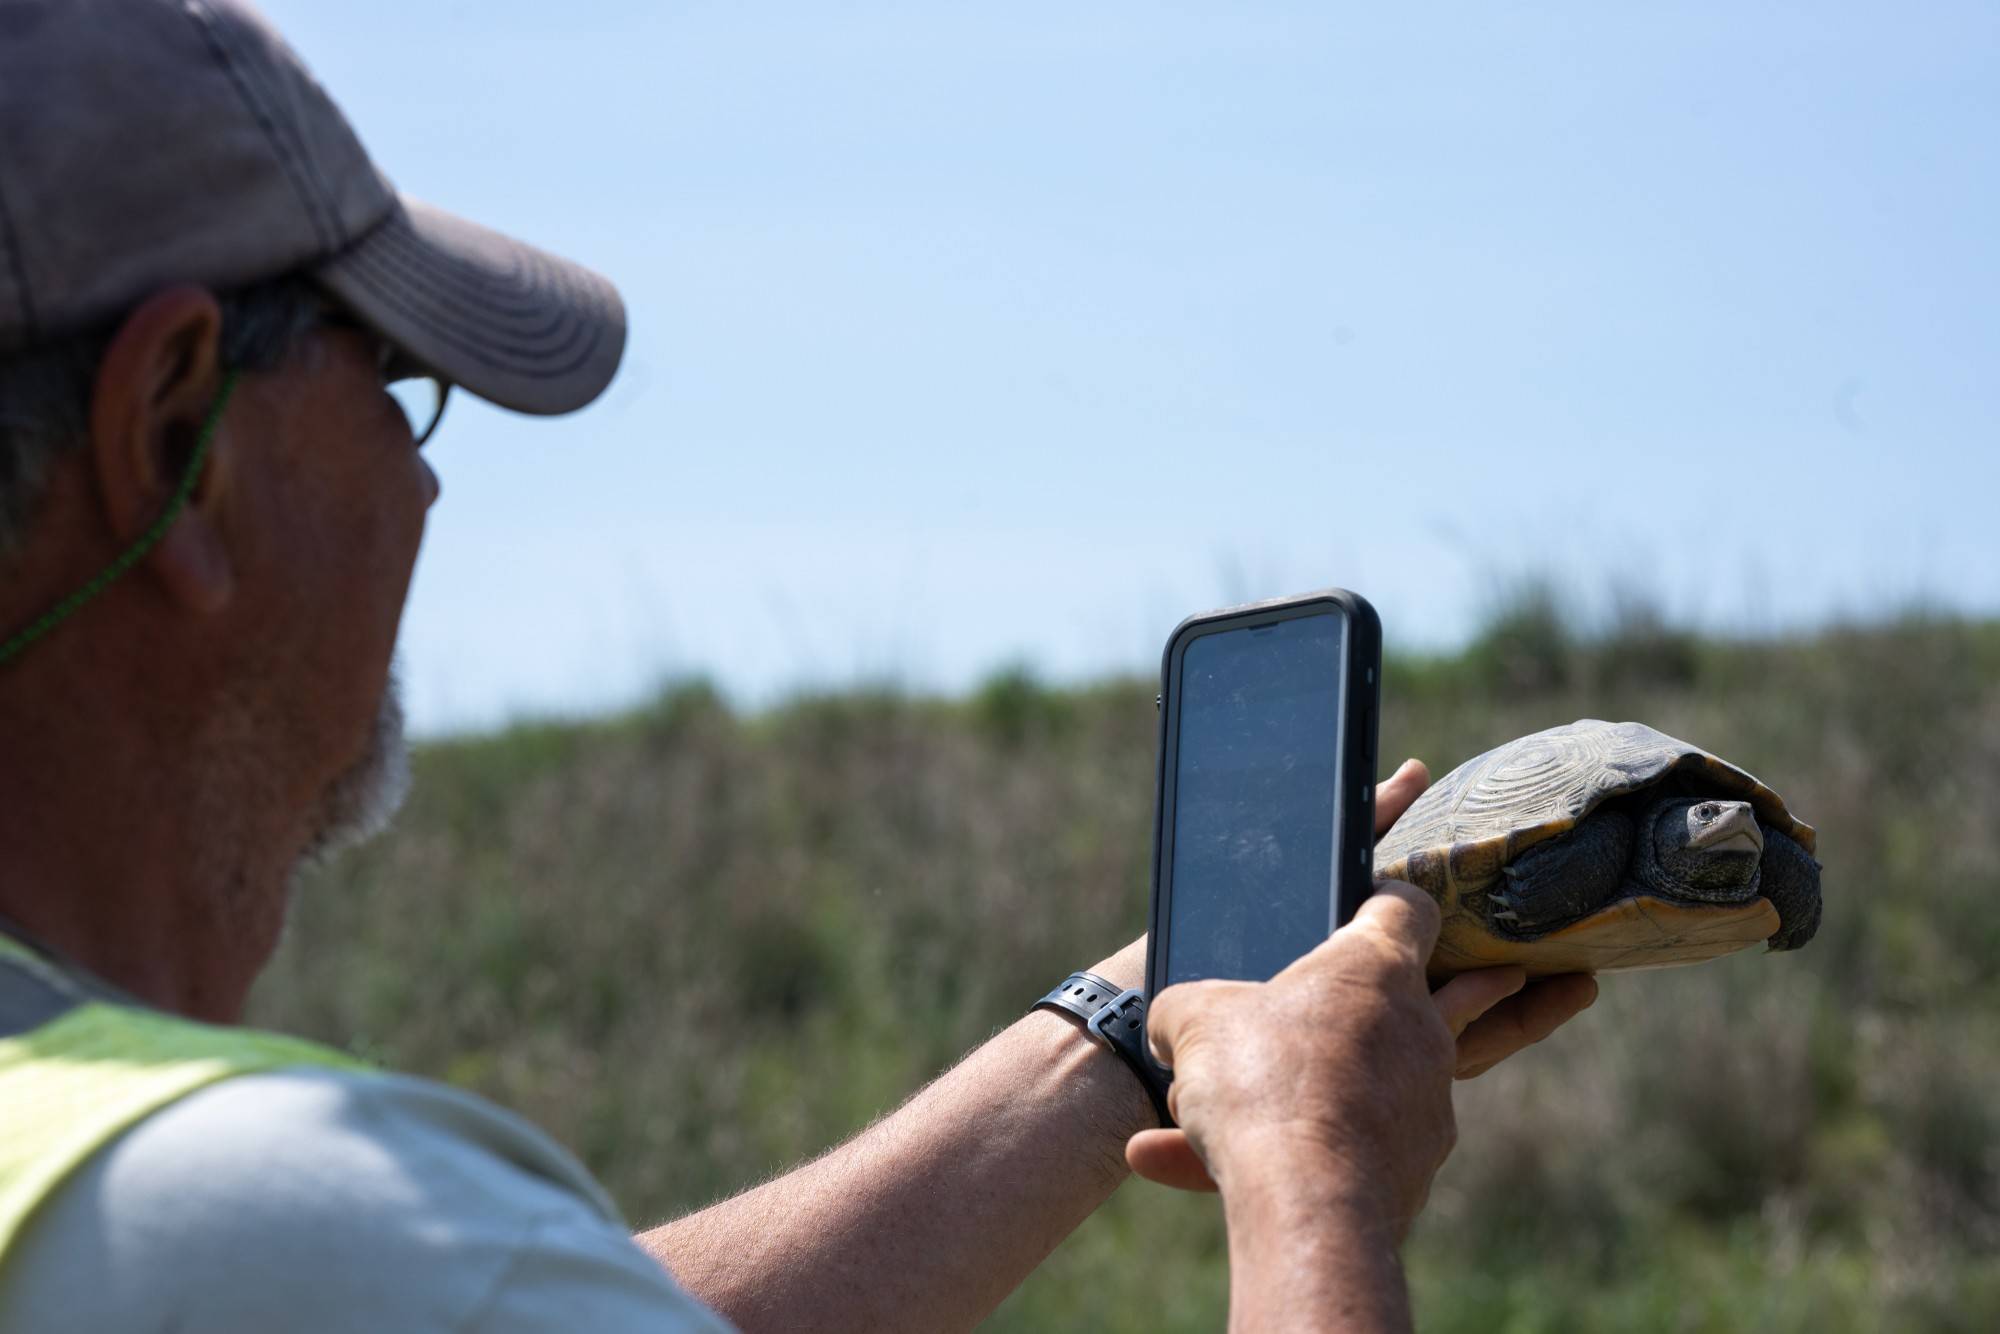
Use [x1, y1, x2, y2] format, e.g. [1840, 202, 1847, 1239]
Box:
[1375, 720, 1820, 980]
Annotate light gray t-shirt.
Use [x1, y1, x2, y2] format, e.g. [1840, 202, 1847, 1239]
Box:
[0, 1066, 736, 1333]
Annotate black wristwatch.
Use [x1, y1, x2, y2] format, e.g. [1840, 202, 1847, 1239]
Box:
[1033, 971, 1175, 1128]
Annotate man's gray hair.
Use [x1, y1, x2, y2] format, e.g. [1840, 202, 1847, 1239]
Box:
[0, 276, 323, 558]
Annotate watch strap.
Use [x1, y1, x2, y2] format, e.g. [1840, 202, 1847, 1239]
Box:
[1033, 971, 1175, 1128]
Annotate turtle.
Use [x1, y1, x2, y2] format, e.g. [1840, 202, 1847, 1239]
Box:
[1373, 719, 1822, 980]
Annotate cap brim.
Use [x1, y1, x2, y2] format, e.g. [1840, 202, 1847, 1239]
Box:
[313, 196, 626, 416]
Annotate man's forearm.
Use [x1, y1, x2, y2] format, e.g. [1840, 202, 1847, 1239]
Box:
[637, 937, 1155, 1333]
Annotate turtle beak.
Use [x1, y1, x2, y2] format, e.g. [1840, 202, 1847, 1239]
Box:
[1686, 800, 1764, 856]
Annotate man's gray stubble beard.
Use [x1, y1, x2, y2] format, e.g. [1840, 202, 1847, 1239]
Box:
[297, 658, 413, 871]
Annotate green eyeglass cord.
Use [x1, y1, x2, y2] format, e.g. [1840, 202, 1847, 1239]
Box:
[0, 370, 240, 669]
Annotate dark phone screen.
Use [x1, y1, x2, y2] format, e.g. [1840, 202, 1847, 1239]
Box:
[1164, 611, 1347, 985]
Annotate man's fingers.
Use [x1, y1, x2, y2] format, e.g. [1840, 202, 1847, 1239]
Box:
[1126, 1129, 1219, 1192]
[1143, 984, 1186, 1069]
[1431, 966, 1527, 1037]
[1373, 758, 1432, 840]
[1453, 973, 1599, 1078]
[1144, 979, 1246, 1069]
[1341, 879, 1442, 966]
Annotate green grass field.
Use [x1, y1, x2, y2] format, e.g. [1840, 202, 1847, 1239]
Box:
[250, 608, 2000, 1331]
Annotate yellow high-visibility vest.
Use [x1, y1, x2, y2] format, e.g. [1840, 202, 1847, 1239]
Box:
[0, 935, 366, 1262]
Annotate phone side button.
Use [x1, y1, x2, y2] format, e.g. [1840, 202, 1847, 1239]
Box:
[1362, 708, 1377, 765]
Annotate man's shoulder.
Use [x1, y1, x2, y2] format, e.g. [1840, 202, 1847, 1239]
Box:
[0, 1066, 732, 1333]
[104, 1063, 627, 1223]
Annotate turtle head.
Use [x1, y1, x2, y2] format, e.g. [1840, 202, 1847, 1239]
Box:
[1646, 797, 1765, 902]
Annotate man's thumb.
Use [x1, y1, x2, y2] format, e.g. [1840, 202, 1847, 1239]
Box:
[1344, 879, 1442, 962]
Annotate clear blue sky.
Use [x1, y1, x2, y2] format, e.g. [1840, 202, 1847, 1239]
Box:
[264, 1, 1998, 736]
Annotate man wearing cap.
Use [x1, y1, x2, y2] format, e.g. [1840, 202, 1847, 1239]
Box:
[0, 1, 1595, 1330]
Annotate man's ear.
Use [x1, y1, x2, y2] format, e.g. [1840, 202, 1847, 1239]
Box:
[88, 286, 237, 615]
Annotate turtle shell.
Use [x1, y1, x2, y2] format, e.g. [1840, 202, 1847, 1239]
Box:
[1375, 719, 1817, 979]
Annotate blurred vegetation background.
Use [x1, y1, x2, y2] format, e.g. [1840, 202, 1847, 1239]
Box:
[252, 599, 2000, 1332]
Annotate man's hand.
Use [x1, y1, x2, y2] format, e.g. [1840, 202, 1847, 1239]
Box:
[1134, 881, 1458, 1237]
[1125, 757, 1598, 1196]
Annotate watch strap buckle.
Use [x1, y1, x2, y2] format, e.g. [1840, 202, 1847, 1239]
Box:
[1032, 973, 1174, 1128]
[1085, 988, 1146, 1047]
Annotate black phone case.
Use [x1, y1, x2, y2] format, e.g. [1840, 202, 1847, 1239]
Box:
[1142, 588, 1383, 1003]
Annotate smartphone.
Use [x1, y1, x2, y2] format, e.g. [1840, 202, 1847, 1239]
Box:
[1144, 590, 1383, 994]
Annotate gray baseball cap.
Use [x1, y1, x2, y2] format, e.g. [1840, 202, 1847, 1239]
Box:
[0, 0, 624, 415]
